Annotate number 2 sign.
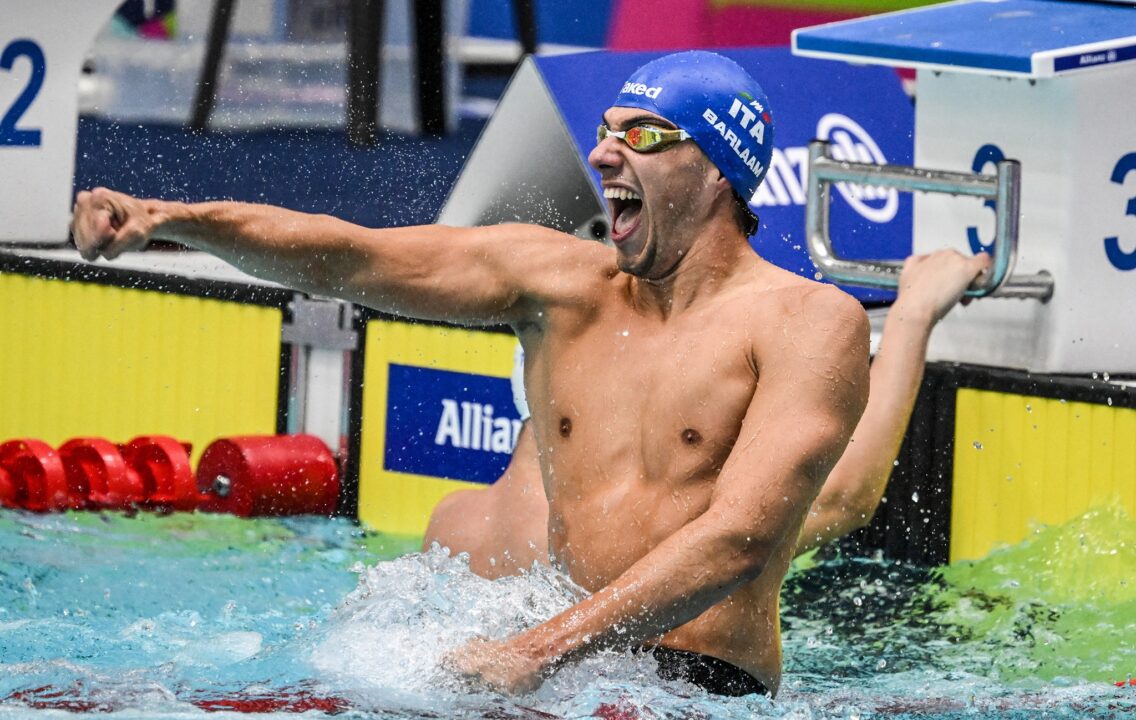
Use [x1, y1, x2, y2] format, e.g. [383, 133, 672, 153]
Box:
[1, 39, 46, 147]
[0, 1, 123, 243]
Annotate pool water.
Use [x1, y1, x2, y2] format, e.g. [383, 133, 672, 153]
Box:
[1, 508, 1133, 719]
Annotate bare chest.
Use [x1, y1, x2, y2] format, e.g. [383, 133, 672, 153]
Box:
[529, 308, 758, 489]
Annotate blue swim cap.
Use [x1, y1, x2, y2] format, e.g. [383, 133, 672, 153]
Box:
[612, 51, 774, 203]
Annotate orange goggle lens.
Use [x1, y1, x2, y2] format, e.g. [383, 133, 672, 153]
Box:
[596, 124, 690, 153]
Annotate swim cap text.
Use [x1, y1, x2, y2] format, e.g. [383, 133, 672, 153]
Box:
[621, 82, 663, 99]
[702, 108, 766, 179]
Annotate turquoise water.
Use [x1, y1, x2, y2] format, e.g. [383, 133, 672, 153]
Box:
[1, 509, 1133, 719]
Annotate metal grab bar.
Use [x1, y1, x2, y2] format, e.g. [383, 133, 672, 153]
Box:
[805, 140, 1054, 301]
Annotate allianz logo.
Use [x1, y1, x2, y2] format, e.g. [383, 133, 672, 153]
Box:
[751, 113, 899, 224]
[434, 399, 522, 454]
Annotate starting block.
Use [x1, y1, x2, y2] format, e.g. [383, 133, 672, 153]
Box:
[439, 47, 917, 303]
[0, 1, 121, 243]
[794, 0, 1136, 373]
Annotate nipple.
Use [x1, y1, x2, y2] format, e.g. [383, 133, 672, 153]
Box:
[681, 428, 703, 446]
[559, 417, 573, 438]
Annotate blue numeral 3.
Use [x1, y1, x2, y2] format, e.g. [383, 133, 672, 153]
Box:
[1105, 153, 1136, 271]
[966, 144, 1004, 255]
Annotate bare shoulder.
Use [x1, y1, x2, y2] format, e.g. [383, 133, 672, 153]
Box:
[744, 274, 870, 408]
[422, 487, 488, 553]
[789, 281, 868, 347]
[751, 272, 868, 352]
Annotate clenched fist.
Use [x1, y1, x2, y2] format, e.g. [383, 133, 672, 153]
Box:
[70, 187, 163, 261]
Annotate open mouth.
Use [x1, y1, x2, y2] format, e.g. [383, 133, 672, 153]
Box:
[604, 187, 643, 243]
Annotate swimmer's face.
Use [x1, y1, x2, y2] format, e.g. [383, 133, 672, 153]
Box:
[589, 107, 723, 280]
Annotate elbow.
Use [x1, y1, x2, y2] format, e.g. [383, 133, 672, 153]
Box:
[840, 479, 886, 527]
[815, 485, 882, 542]
[719, 531, 779, 585]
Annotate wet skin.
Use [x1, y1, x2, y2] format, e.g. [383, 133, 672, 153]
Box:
[70, 107, 870, 695]
[491, 107, 868, 692]
[424, 250, 995, 579]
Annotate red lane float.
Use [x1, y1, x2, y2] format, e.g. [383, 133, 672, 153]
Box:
[0, 464, 18, 508]
[0, 439, 73, 512]
[120, 436, 198, 511]
[196, 435, 339, 517]
[58, 438, 142, 511]
[0, 434, 339, 517]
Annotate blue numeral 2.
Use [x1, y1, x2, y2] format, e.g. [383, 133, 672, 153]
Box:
[1, 39, 46, 147]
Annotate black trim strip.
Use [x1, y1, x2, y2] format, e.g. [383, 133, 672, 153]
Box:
[942, 361, 1136, 409]
[275, 346, 293, 437]
[339, 305, 368, 520]
[353, 303, 515, 336]
[0, 251, 296, 309]
[926, 371, 957, 567]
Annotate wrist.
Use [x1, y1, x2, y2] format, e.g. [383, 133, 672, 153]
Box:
[880, 302, 935, 353]
[885, 299, 938, 330]
[508, 616, 592, 674]
[145, 199, 193, 244]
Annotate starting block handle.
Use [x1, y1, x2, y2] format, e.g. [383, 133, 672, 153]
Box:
[805, 140, 1055, 301]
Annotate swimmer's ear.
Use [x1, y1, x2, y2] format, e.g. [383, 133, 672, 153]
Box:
[711, 167, 731, 191]
[715, 170, 737, 205]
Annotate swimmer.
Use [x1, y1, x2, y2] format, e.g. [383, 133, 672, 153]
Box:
[74, 51, 869, 698]
[423, 249, 992, 574]
[422, 345, 548, 578]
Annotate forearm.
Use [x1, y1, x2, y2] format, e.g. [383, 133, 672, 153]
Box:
[506, 510, 768, 671]
[150, 199, 373, 299]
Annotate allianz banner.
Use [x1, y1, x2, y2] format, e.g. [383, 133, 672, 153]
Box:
[534, 48, 914, 302]
[383, 363, 523, 484]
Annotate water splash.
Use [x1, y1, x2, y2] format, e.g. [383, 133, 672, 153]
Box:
[1, 510, 1134, 718]
[923, 506, 1136, 683]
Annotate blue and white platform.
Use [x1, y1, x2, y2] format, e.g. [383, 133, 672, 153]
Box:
[794, 0, 1136, 373]
[794, 0, 1136, 77]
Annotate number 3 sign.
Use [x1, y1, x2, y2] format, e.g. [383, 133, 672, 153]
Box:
[0, 1, 123, 243]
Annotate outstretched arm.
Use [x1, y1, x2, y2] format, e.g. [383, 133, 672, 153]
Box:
[70, 188, 590, 325]
[448, 287, 870, 693]
[795, 250, 991, 555]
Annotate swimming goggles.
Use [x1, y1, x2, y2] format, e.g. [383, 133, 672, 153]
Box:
[596, 124, 691, 153]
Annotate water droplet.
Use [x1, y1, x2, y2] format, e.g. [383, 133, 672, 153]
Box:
[911, 491, 919, 502]
[972, 441, 984, 450]
[876, 659, 887, 670]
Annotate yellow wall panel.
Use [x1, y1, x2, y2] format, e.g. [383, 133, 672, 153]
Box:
[0, 274, 282, 462]
[357, 319, 516, 537]
[952, 388, 1136, 562]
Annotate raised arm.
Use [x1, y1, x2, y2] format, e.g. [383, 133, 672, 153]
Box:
[795, 250, 991, 554]
[448, 286, 870, 693]
[70, 187, 591, 325]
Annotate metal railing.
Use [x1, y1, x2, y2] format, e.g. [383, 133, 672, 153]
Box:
[805, 140, 1054, 301]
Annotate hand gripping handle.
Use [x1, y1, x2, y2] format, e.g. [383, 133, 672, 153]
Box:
[805, 140, 1054, 301]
